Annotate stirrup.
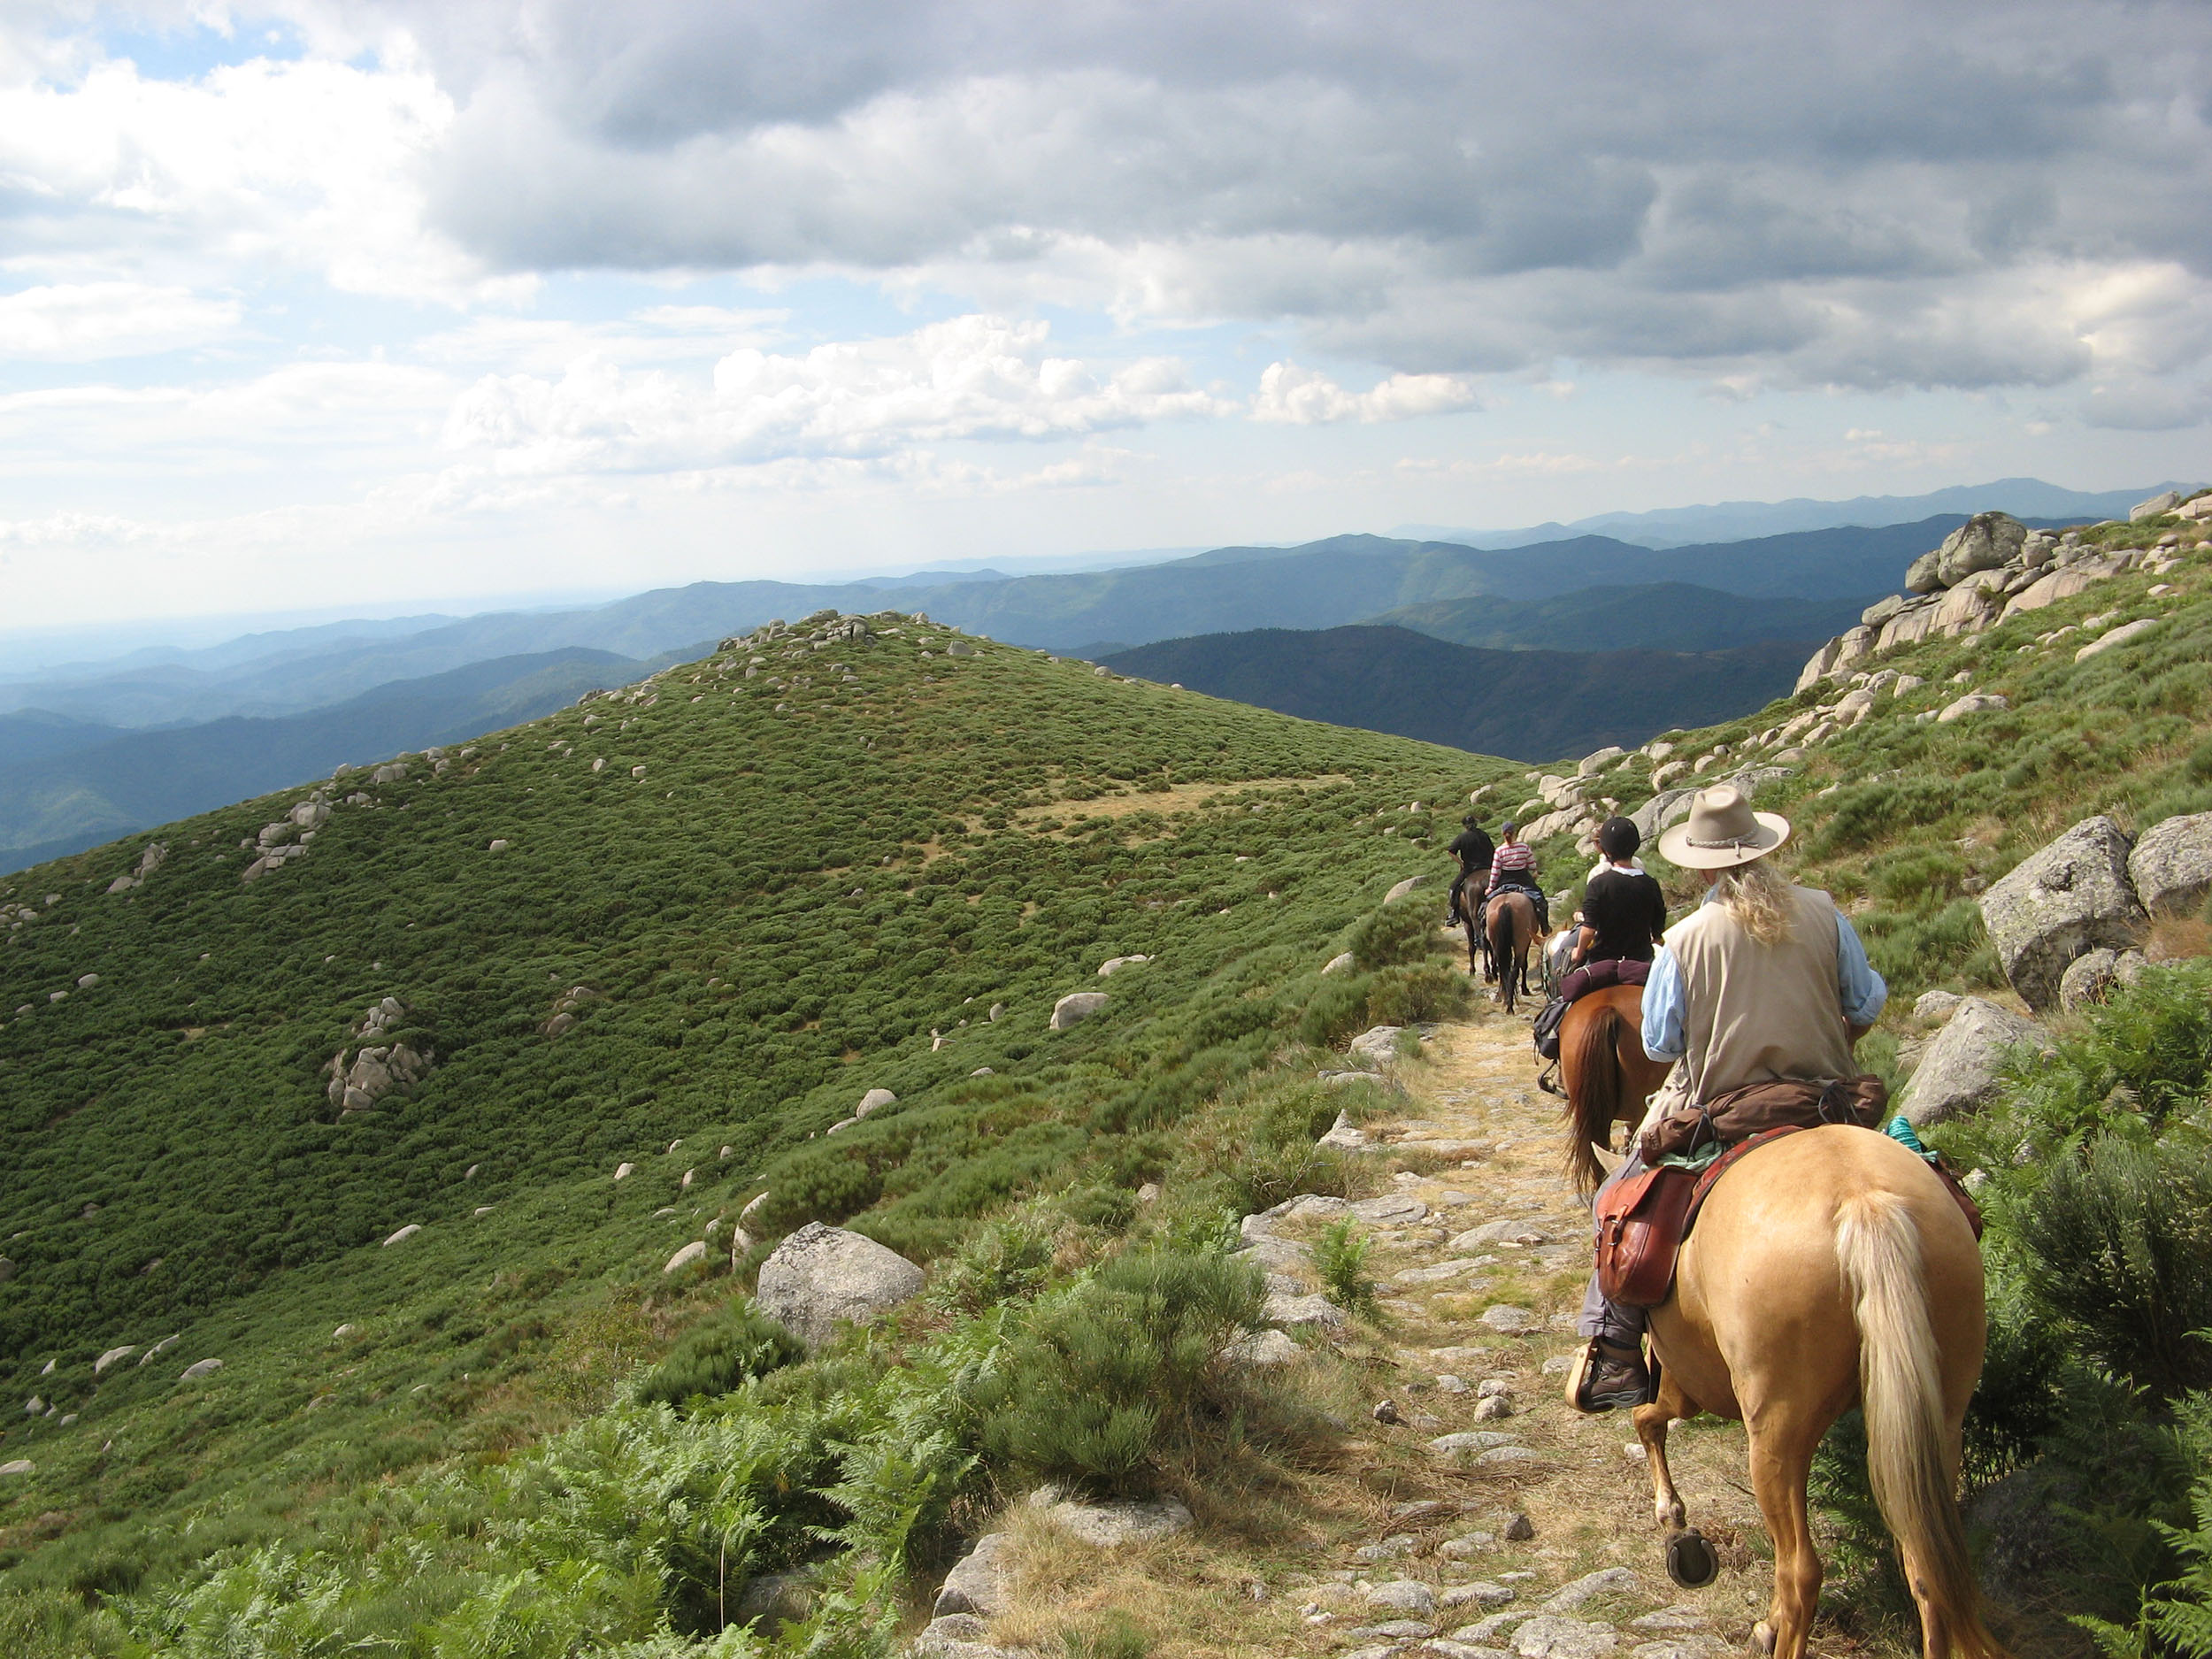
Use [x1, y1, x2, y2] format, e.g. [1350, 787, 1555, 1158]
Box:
[1564, 1337, 1649, 1415]
[1537, 1061, 1563, 1097]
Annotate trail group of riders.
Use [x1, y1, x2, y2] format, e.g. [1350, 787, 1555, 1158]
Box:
[1439, 783, 2002, 1659]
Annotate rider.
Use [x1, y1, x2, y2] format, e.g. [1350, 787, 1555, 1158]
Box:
[1479, 821, 1549, 937]
[1566, 784, 1887, 1414]
[1445, 813, 1494, 926]
[1557, 817, 1667, 1003]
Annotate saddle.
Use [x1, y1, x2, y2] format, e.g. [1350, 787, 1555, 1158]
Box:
[1594, 1083, 1983, 1309]
[1532, 958, 1651, 1063]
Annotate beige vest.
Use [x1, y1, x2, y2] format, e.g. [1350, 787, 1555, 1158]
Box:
[1641, 882, 1859, 1131]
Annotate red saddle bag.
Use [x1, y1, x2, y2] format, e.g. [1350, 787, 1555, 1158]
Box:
[1594, 1165, 1697, 1308]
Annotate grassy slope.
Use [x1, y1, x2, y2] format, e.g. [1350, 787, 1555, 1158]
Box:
[0, 618, 1516, 1594]
[1101, 625, 1809, 761]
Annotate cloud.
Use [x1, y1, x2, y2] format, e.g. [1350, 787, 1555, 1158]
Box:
[436, 314, 1233, 480]
[1250, 361, 1481, 424]
[0, 281, 239, 359]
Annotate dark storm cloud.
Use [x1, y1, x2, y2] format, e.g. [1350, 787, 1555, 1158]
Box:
[351, 0, 2212, 396]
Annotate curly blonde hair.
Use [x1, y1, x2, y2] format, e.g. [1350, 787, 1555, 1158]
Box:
[1713, 859, 1792, 946]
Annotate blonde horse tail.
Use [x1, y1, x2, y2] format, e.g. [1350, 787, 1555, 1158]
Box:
[1834, 1192, 2004, 1659]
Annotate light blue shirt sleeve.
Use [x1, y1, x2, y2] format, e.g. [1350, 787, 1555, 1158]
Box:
[1835, 911, 1887, 1027]
[1640, 948, 1686, 1062]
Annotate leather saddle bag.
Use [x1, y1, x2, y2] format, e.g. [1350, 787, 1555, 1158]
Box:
[1594, 1165, 1697, 1308]
[1639, 1073, 1889, 1165]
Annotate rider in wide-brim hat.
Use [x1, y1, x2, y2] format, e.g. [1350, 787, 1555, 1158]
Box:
[1566, 782, 1887, 1415]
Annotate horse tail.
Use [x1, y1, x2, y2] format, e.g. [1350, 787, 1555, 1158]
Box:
[1834, 1192, 2004, 1659]
[1563, 1003, 1623, 1197]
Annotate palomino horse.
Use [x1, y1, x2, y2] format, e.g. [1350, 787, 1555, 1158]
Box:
[1484, 889, 1537, 1013]
[1623, 1128, 1999, 1659]
[1559, 983, 1673, 1196]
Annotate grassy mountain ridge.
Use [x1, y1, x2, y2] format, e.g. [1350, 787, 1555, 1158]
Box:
[1102, 625, 1811, 760]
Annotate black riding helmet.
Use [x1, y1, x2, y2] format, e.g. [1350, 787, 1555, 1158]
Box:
[1598, 816, 1640, 860]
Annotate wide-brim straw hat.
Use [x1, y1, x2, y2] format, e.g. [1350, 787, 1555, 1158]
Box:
[1656, 783, 1791, 869]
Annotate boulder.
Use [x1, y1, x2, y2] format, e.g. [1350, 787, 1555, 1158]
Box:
[2130, 812, 2212, 917]
[1365, 1580, 1438, 1617]
[934, 1532, 1018, 1617]
[1479, 1304, 1537, 1334]
[2059, 949, 2134, 1010]
[1349, 1025, 1407, 1065]
[1385, 874, 1432, 903]
[1897, 998, 2053, 1126]
[856, 1087, 898, 1118]
[1931, 580, 2001, 637]
[1629, 789, 1695, 844]
[382, 1224, 420, 1247]
[2078, 618, 2158, 661]
[1224, 1328, 1305, 1366]
[664, 1240, 709, 1274]
[1937, 693, 2008, 723]
[1913, 989, 1962, 1024]
[1860, 594, 1910, 628]
[1318, 1110, 1371, 1148]
[1096, 954, 1151, 976]
[1350, 1193, 1428, 1224]
[1981, 817, 2147, 1010]
[1027, 1487, 1193, 1547]
[753, 1222, 924, 1348]
[1050, 991, 1109, 1030]
[1323, 950, 1356, 976]
[0, 1460, 32, 1478]
[180, 1357, 223, 1380]
[2131, 490, 2183, 521]
[1265, 1290, 1345, 1327]
[1903, 549, 1947, 594]
[1934, 512, 2027, 587]
[94, 1345, 135, 1374]
[1578, 747, 1627, 776]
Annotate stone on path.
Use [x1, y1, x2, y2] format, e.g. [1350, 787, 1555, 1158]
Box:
[1319, 1111, 1372, 1148]
[1898, 997, 2053, 1126]
[2129, 812, 2212, 918]
[754, 1223, 923, 1348]
[1980, 816, 2146, 1010]
[1224, 1329, 1304, 1366]
[1429, 1431, 1522, 1456]
[1265, 1290, 1346, 1328]
[1364, 1580, 1437, 1617]
[1541, 1569, 1640, 1614]
[1027, 1487, 1193, 1547]
[1351, 1192, 1429, 1225]
[1514, 1617, 1621, 1659]
[1050, 991, 1109, 1029]
[1479, 1304, 1537, 1334]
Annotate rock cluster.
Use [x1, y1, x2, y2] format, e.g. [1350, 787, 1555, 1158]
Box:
[541, 985, 602, 1038]
[243, 791, 341, 882]
[1795, 502, 2204, 692]
[324, 996, 435, 1116]
[105, 841, 168, 894]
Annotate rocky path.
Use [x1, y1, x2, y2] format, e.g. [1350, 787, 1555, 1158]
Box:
[932, 996, 1804, 1659]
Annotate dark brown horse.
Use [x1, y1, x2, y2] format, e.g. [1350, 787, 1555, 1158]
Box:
[1485, 889, 1537, 1013]
[1559, 982, 1674, 1195]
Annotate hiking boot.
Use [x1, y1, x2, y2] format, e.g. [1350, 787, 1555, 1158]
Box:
[1564, 1338, 1650, 1414]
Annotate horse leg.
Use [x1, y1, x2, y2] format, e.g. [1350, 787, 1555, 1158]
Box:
[1632, 1372, 1696, 1530]
[1745, 1408, 1826, 1659]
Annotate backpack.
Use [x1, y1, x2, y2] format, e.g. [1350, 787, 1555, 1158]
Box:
[1531, 995, 1571, 1062]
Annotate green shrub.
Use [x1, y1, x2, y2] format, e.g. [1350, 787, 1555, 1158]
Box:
[1345, 901, 1444, 971]
[927, 1210, 1059, 1316]
[976, 1248, 1267, 1495]
[1364, 964, 1465, 1029]
[634, 1302, 804, 1410]
[1309, 1217, 1376, 1316]
[2018, 1136, 2212, 1396]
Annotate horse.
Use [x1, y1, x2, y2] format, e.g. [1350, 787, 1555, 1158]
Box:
[1484, 889, 1537, 1013]
[1558, 982, 1674, 1195]
[1617, 1128, 2000, 1659]
[1539, 926, 1577, 997]
[1450, 871, 1489, 976]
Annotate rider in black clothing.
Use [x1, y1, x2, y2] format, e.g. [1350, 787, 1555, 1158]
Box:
[1445, 815, 1494, 926]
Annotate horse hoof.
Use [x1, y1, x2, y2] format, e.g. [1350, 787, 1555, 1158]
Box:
[1752, 1621, 1776, 1655]
[1665, 1528, 1717, 1588]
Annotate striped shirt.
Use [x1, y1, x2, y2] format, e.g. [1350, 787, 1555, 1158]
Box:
[1490, 842, 1535, 881]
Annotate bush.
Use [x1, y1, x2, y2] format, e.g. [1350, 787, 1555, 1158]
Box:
[1344, 902, 1442, 971]
[1364, 964, 1465, 1029]
[634, 1301, 804, 1410]
[1310, 1217, 1376, 1316]
[2018, 1136, 2212, 1396]
[928, 1210, 1059, 1316]
[977, 1248, 1267, 1495]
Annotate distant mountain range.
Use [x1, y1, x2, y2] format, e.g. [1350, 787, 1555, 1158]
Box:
[0, 647, 672, 870]
[1393, 476, 2184, 549]
[1372, 582, 1873, 654]
[1102, 626, 1810, 761]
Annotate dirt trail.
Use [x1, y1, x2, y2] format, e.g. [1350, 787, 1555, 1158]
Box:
[983, 995, 1807, 1659]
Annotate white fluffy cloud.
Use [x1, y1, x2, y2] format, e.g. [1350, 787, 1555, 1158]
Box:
[1250, 361, 1480, 424]
[438, 314, 1231, 479]
[0, 282, 239, 359]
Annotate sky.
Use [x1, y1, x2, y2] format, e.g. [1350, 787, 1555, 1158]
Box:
[2, 0, 2209, 630]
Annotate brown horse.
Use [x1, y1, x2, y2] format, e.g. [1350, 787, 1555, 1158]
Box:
[1559, 983, 1673, 1195]
[1484, 889, 1537, 1013]
[1626, 1128, 2000, 1659]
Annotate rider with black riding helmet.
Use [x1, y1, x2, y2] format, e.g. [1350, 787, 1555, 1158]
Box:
[1445, 813, 1494, 926]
